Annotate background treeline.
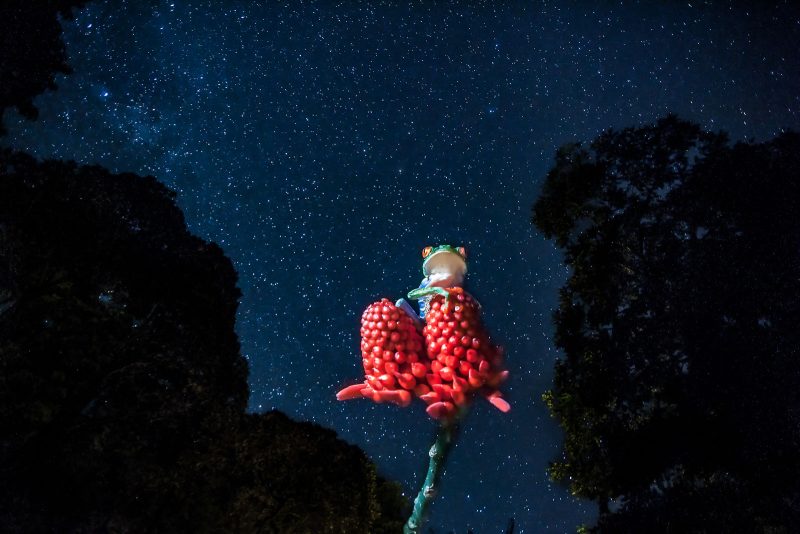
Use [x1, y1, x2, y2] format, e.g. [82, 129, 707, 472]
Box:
[534, 116, 800, 533]
[0, 149, 407, 532]
[0, 4, 407, 532]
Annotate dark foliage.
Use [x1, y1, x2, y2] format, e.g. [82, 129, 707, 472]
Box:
[0, 1, 88, 135]
[0, 149, 408, 532]
[533, 116, 800, 532]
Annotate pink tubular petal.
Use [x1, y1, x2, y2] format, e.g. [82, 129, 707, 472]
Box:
[487, 393, 511, 413]
[336, 383, 367, 401]
[396, 372, 416, 390]
[452, 376, 467, 391]
[426, 401, 455, 420]
[376, 389, 412, 407]
[468, 368, 484, 388]
[432, 383, 453, 401]
[414, 383, 431, 396]
[420, 391, 441, 404]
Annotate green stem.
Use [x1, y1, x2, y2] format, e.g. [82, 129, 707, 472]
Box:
[403, 422, 458, 533]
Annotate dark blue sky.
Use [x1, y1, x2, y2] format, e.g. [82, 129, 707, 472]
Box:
[3, 1, 799, 531]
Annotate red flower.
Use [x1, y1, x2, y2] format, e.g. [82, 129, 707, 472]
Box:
[418, 288, 510, 420]
[336, 299, 429, 407]
[337, 291, 510, 421]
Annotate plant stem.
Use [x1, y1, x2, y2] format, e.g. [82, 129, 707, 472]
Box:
[403, 422, 458, 533]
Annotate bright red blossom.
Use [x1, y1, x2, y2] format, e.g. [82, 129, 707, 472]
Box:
[337, 290, 510, 420]
[336, 299, 430, 407]
[419, 288, 510, 420]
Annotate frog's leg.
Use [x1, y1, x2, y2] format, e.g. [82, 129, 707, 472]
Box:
[408, 286, 458, 313]
[407, 286, 451, 302]
[407, 286, 450, 300]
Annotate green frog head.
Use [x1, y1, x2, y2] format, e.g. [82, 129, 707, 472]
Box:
[406, 245, 469, 310]
[421, 244, 467, 286]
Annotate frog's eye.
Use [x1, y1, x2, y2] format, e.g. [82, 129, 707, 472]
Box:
[458, 246, 467, 258]
[422, 246, 433, 258]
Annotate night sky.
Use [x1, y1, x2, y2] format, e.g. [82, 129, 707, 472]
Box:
[3, 1, 799, 531]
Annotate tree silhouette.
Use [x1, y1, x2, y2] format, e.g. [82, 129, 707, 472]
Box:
[533, 116, 800, 532]
[0, 1, 88, 135]
[0, 149, 408, 532]
[0, 3, 409, 531]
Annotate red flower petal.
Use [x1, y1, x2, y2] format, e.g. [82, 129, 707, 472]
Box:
[426, 401, 455, 420]
[486, 392, 511, 412]
[336, 383, 368, 401]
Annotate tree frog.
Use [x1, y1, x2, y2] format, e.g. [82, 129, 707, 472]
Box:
[395, 245, 468, 321]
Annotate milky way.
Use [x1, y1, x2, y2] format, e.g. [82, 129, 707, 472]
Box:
[3, 1, 799, 531]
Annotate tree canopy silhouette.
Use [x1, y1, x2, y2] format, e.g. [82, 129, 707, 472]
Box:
[0, 1, 88, 135]
[0, 149, 408, 532]
[533, 116, 800, 532]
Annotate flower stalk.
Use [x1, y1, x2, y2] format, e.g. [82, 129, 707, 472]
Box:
[403, 420, 459, 534]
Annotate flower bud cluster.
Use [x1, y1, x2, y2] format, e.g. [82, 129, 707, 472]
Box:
[338, 291, 509, 420]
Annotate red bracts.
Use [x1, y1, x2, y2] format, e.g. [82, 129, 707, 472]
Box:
[336, 299, 429, 407]
[337, 290, 510, 420]
[418, 288, 510, 419]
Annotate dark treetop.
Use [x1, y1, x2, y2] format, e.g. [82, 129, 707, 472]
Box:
[533, 116, 800, 532]
[0, 1, 88, 135]
[0, 149, 408, 532]
[0, 4, 411, 532]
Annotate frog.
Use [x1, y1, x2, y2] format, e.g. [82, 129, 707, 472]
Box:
[394, 245, 468, 322]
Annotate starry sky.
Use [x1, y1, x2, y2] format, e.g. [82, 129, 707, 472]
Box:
[3, 1, 799, 531]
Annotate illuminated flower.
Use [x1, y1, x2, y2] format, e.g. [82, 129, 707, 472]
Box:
[418, 288, 509, 420]
[336, 298, 429, 407]
[337, 292, 509, 420]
